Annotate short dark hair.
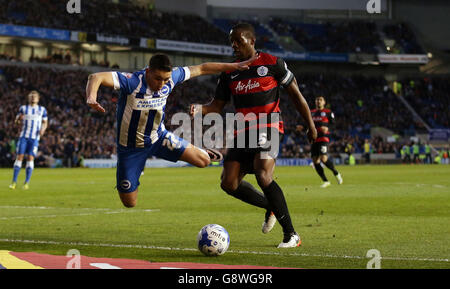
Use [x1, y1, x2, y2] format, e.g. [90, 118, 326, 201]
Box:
[149, 53, 172, 72]
[231, 23, 256, 39]
[29, 90, 40, 97]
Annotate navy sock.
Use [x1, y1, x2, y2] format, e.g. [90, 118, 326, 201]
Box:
[226, 181, 270, 209]
[313, 163, 328, 182]
[262, 181, 294, 235]
[324, 159, 339, 176]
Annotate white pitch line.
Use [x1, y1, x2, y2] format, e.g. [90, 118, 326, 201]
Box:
[0, 209, 160, 220]
[0, 205, 158, 213]
[0, 206, 90, 210]
[0, 238, 447, 263]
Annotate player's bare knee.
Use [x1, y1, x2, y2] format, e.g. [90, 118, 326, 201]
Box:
[204, 150, 212, 166]
[220, 181, 231, 193]
[201, 155, 211, 168]
[256, 172, 272, 188]
[220, 179, 238, 194]
[196, 156, 210, 168]
[193, 150, 210, 168]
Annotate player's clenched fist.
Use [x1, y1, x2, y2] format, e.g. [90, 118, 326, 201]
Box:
[190, 104, 202, 118]
[307, 126, 317, 144]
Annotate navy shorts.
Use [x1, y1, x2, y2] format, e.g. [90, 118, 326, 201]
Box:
[116, 130, 189, 193]
[16, 137, 39, 157]
[224, 128, 283, 174]
[311, 142, 329, 158]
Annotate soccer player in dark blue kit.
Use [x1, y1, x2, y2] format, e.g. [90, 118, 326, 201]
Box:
[191, 23, 317, 248]
[86, 53, 254, 208]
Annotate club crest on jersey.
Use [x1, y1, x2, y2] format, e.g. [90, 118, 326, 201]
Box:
[120, 180, 131, 190]
[160, 85, 170, 96]
[321, 112, 326, 117]
[257, 66, 268, 77]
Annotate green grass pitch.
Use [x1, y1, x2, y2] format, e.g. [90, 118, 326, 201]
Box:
[0, 165, 449, 269]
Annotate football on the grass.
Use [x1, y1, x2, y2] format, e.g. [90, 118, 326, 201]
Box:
[197, 224, 230, 256]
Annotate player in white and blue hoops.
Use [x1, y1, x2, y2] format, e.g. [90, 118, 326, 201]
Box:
[9, 90, 48, 190]
[85, 53, 254, 208]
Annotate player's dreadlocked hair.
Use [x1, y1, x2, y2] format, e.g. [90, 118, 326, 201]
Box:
[231, 23, 256, 39]
[149, 53, 172, 72]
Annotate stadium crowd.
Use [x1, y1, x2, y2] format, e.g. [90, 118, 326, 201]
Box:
[269, 18, 383, 54]
[382, 22, 424, 54]
[0, 0, 425, 55]
[0, 65, 116, 167]
[1, 64, 448, 167]
[0, 0, 228, 45]
[398, 77, 450, 129]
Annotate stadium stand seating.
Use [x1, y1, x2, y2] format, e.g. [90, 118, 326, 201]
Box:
[399, 77, 450, 129]
[0, 1, 442, 167]
[0, 0, 425, 55]
[0, 66, 116, 166]
[382, 22, 424, 54]
[2, 63, 447, 167]
[0, 0, 229, 45]
[269, 18, 383, 54]
[213, 18, 285, 53]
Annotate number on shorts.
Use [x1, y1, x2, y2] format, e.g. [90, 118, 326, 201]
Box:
[162, 133, 180, 151]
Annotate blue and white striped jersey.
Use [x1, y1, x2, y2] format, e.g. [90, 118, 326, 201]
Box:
[111, 67, 190, 148]
[17, 105, 48, 140]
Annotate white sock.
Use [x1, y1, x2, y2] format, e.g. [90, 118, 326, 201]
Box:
[14, 160, 23, 168]
[26, 161, 34, 170]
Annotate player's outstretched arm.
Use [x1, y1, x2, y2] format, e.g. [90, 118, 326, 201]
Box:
[286, 77, 317, 143]
[85, 72, 115, 113]
[188, 54, 257, 78]
[190, 99, 226, 118]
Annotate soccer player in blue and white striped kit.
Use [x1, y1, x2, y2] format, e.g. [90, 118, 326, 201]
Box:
[9, 90, 48, 190]
[86, 53, 254, 208]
